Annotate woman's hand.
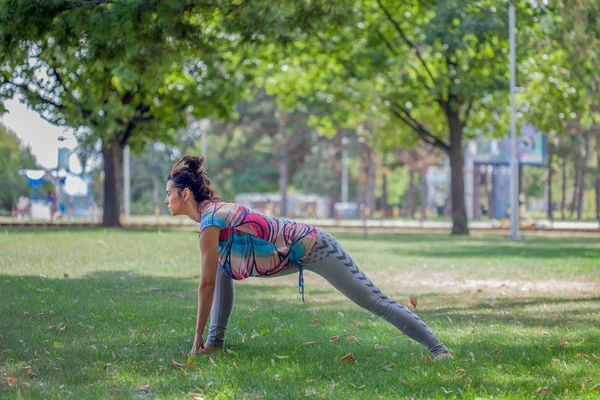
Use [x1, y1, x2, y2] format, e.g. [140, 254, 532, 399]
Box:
[190, 331, 205, 356]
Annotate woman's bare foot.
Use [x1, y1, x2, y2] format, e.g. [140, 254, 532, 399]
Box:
[196, 345, 224, 354]
[433, 351, 453, 362]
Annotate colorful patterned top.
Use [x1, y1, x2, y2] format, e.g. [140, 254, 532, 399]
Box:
[200, 202, 317, 301]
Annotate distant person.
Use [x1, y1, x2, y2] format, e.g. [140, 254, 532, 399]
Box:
[46, 190, 57, 223]
[15, 196, 30, 220]
[165, 155, 452, 360]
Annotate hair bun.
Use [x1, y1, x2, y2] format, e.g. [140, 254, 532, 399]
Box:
[182, 155, 204, 176]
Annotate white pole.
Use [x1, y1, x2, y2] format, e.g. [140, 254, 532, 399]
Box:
[123, 145, 130, 219]
[509, 0, 519, 240]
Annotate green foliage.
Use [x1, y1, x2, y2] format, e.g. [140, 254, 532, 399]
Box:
[0, 122, 38, 212]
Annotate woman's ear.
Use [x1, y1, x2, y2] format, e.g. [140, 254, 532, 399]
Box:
[183, 187, 191, 202]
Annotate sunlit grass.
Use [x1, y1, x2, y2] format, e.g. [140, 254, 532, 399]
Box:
[1, 229, 599, 399]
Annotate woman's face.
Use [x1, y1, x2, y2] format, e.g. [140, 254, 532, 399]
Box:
[165, 180, 183, 216]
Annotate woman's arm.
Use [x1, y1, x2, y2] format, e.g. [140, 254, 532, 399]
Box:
[191, 226, 220, 354]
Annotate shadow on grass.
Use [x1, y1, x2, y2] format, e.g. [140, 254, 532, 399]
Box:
[1, 272, 599, 398]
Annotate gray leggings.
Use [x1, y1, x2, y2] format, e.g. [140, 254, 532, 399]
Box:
[206, 229, 448, 355]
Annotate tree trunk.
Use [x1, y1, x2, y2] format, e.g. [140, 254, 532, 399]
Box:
[404, 171, 416, 218]
[101, 137, 124, 227]
[547, 142, 553, 220]
[381, 164, 388, 219]
[577, 132, 590, 221]
[329, 133, 342, 218]
[278, 116, 288, 218]
[447, 109, 469, 234]
[366, 148, 376, 218]
[596, 132, 600, 223]
[561, 156, 567, 220]
[570, 166, 579, 218]
[420, 169, 428, 222]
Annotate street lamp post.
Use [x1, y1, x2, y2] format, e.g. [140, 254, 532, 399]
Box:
[509, 0, 519, 240]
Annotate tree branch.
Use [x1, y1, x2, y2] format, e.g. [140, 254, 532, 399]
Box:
[3, 79, 64, 109]
[375, 0, 438, 88]
[390, 102, 450, 152]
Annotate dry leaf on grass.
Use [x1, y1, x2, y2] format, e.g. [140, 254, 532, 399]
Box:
[536, 387, 548, 394]
[330, 335, 339, 342]
[311, 318, 321, 324]
[560, 341, 569, 347]
[576, 354, 587, 359]
[374, 344, 387, 350]
[591, 384, 600, 391]
[274, 354, 289, 359]
[138, 384, 151, 393]
[189, 393, 205, 400]
[1, 377, 17, 386]
[540, 331, 550, 336]
[171, 359, 185, 368]
[27, 369, 36, 378]
[340, 352, 357, 364]
[305, 341, 317, 346]
[408, 297, 418, 310]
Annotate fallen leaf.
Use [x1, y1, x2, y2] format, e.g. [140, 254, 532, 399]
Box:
[591, 384, 600, 391]
[560, 341, 569, 348]
[274, 354, 289, 359]
[2, 377, 17, 386]
[382, 365, 393, 371]
[50, 310, 56, 317]
[441, 387, 452, 394]
[209, 356, 216, 366]
[447, 315, 453, 323]
[244, 315, 252, 320]
[581, 383, 586, 392]
[425, 355, 432, 364]
[456, 368, 466, 375]
[356, 321, 364, 327]
[408, 297, 418, 310]
[401, 379, 411, 387]
[340, 352, 357, 364]
[585, 360, 593, 367]
[189, 393, 205, 400]
[27, 369, 36, 378]
[338, 312, 344, 317]
[541, 331, 550, 336]
[23, 311, 29, 316]
[186, 356, 196, 366]
[305, 341, 317, 346]
[330, 335, 339, 342]
[171, 359, 185, 368]
[346, 335, 356, 341]
[159, 366, 166, 371]
[139, 328, 150, 334]
[549, 359, 560, 366]
[311, 318, 321, 324]
[374, 344, 387, 350]
[103, 363, 112, 371]
[138, 384, 151, 393]
[536, 387, 548, 394]
[576, 354, 587, 359]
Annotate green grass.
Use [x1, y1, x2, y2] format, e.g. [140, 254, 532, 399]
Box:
[1, 228, 599, 399]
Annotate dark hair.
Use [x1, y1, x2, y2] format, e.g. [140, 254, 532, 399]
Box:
[167, 155, 220, 203]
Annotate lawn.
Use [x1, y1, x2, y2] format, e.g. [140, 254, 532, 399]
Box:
[1, 228, 599, 399]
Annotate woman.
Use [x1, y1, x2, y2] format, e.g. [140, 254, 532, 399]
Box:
[165, 156, 452, 360]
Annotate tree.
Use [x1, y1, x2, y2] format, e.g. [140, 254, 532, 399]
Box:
[1, 1, 253, 226]
[0, 122, 38, 212]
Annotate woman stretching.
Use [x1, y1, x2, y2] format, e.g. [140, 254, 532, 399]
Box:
[165, 156, 452, 360]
